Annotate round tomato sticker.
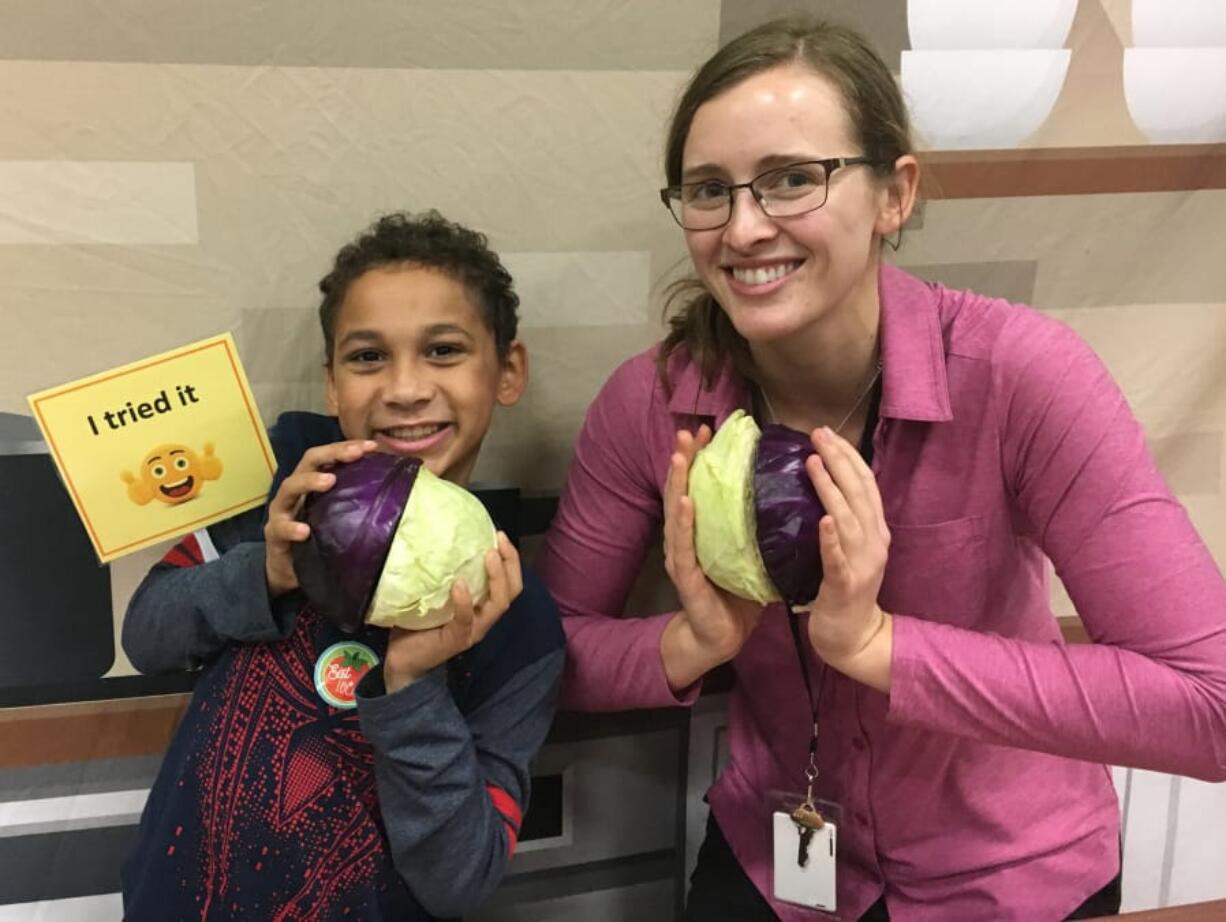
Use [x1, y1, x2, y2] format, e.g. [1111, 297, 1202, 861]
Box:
[314, 642, 379, 709]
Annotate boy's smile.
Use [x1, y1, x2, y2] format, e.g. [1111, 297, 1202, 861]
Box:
[325, 265, 526, 484]
[375, 422, 452, 455]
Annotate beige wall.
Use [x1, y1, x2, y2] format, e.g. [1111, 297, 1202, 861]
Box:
[2, 2, 1224, 911]
[1, 0, 1222, 674]
[0, 2, 1220, 665]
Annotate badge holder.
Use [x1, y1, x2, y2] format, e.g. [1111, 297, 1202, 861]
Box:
[769, 781, 841, 912]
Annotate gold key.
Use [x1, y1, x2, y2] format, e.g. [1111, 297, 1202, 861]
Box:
[790, 801, 824, 830]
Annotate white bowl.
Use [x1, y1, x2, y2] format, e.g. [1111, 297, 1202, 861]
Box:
[1124, 47, 1226, 143]
[901, 49, 1071, 150]
[907, 0, 1077, 50]
[1132, 0, 1226, 48]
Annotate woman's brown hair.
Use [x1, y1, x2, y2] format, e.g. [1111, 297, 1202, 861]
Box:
[657, 17, 915, 391]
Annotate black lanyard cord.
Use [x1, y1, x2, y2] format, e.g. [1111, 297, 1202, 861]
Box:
[786, 608, 824, 791]
[761, 371, 882, 796]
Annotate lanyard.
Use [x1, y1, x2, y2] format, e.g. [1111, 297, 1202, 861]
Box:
[786, 610, 824, 796]
[775, 375, 883, 799]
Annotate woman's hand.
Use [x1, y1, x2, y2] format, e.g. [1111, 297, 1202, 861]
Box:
[262, 439, 378, 597]
[804, 427, 894, 691]
[660, 426, 765, 691]
[383, 531, 522, 693]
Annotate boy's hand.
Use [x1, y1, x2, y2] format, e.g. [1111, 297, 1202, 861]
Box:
[263, 439, 378, 597]
[383, 532, 522, 694]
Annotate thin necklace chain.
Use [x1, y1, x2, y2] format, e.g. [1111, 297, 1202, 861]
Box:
[760, 360, 882, 436]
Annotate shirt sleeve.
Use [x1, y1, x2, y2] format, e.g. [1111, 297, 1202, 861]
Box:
[888, 315, 1226, 781]
[120, 512, 300, 674]
[355, 631, 563, 918]
[537, 355, 700, 711]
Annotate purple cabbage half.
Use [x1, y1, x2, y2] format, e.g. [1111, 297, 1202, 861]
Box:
[753, 424, 826, 608]
[291, 453, 420, 633]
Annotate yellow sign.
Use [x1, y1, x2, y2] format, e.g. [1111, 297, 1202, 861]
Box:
[27, 333, 275, 562]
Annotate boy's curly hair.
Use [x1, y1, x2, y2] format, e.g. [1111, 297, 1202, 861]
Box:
[318, 211, 519, 363]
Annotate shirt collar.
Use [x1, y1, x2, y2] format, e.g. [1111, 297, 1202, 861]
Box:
[878, 261, 953, 422]
[664, 262, 953, 424]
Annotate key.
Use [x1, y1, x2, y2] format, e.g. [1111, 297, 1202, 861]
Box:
[791, 801, 824, 830]
[796, 824, 815, 867]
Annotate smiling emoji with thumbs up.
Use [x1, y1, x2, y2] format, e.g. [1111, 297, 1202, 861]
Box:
[121, 442, 223, 506]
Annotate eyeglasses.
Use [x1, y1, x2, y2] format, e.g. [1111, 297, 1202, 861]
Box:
[659, 156, 877, 231]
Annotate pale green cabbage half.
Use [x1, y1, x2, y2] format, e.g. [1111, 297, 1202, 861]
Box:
[366, 468, 498, 630]
[689, 410, 781, 605]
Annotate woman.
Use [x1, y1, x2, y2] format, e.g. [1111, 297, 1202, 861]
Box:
[537, 17, 1226, 922]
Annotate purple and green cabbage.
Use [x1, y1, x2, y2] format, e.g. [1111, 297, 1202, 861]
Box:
[291, 453, 497, 633]
[689, 410, 826, 608]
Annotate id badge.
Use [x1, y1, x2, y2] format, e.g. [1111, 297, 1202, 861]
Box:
[770, 791, 839, 913]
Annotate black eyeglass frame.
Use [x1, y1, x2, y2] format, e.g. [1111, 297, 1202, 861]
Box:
[658, 156, 879, 230]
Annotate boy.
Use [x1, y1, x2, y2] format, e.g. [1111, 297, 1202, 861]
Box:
[121, 212, 564, 920]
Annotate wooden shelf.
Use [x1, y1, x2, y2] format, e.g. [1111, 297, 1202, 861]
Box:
[0, 694, 189, 768]
[923, 144, 1226, 199]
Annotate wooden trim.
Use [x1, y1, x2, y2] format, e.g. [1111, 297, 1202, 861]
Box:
[0, 692, 692, 767]
[923, 144, 1226, 199]
[1059, 616, 1090, 645]
[0, 694, 188, 768]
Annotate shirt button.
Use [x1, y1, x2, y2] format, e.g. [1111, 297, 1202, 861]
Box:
[852, 736, 866, 751]
[855, 812, 870, 826]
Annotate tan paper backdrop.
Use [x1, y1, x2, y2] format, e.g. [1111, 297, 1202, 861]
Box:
[1, 0, 1223, 912]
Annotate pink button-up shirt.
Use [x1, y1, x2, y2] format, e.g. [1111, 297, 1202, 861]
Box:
[538, 263, 1226, 921]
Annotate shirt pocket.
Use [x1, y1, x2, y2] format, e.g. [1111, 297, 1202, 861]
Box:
[879, 516, 988, 626]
